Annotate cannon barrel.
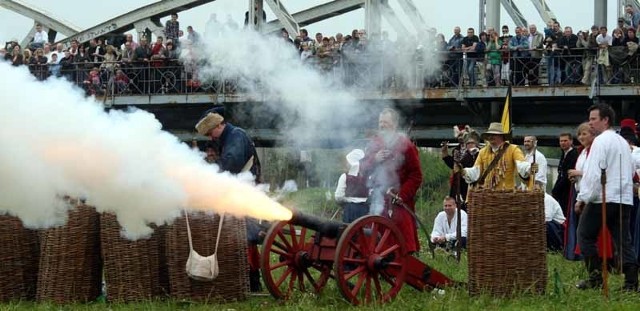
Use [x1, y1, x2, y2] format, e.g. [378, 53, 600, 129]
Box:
[289, 209, 347, 239]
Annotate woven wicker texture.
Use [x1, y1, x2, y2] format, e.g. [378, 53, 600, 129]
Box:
[36, 205, 103, 303]
[467, 189, 547, 296]
[0, 215, 39, 301]
[165, 212, 249, 302]
[100, 213, 168, 302]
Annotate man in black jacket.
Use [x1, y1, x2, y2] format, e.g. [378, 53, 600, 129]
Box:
[552, 132, 578, 216]
[195, 107, 263, 292]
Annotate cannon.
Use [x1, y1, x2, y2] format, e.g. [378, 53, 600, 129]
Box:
[260, 209, 460, 305]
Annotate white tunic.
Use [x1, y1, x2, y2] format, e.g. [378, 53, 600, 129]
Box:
[573, 149, 588, 192]
[577, 129, 634, 205]
[545, 193, 566, 224]
[525, 149, 548, 187]
[430, 210, 468, 243]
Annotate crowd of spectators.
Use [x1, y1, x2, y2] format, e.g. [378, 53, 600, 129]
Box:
[4, 6, 640, 96]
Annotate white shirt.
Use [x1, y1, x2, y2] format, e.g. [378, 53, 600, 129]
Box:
[631, 146, 640, 176]
[430, 210, 468, 242]
[525, 149, 548, 187]
[545, 193, 566, 224]
[577, 129, 634, 205]
[574, 149, 588, 192]
[33, 30, 48, 44]
[596, 34, 613, 46]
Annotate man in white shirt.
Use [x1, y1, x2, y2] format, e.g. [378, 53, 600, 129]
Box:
[334, 149, 368, 223]
[575, 103, 637, 291]
[430, 196, 468, 250]
[545, 193, 566, 251]
[522, 135, 548, 190]
[31, 24, 48, 49]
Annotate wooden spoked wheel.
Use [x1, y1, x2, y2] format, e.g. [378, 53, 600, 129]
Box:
[261, 221, 331, 300]
[334, 215, 408, 305]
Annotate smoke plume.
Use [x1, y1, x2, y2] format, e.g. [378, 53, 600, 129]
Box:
[0, 62, 291, 239]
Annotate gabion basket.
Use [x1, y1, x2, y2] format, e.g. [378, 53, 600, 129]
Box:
[36, 205, 103, 303]
[0, 215, 39, 301]
[100, 213, 168, 302]
[467, 189, 547, 297]
[165, 212, 249, 302]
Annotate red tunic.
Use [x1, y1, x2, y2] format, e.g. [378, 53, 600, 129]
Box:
[361, 134, 423, 253]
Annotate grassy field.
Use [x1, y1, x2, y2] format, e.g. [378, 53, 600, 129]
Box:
[3, 152, 640, 310]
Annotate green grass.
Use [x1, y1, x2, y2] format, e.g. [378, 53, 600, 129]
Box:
[4, 253, 640, 310]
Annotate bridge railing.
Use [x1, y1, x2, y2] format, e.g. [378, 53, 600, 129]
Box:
[21, 46, 640, 99]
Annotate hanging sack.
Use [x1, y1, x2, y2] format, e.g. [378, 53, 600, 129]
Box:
[184, 211, 224, 281]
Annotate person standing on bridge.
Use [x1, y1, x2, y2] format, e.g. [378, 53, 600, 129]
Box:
[195, 107, 264, 292]
[360, 108, 423, 254]
[459, 122, 534, 190]
[165, 13, 181, 47]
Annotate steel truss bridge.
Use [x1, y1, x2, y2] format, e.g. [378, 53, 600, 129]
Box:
[4, 0, 640, 147]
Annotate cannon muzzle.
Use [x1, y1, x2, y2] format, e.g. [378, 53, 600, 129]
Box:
[289, 209, 347, 239]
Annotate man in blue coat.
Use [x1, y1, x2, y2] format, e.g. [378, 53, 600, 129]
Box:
[196, 107, 263, 292]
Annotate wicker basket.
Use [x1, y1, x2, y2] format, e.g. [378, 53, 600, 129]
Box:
[467, 189, 547, 296]
[100, 213, 168, 302]
[165, 212, 249, 302]
[0, 215, 39, 301]
[36, 205, 103, 303]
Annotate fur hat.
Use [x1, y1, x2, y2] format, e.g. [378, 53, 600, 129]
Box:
[464, 131, 481, 144]
[195, 113, 224, 136]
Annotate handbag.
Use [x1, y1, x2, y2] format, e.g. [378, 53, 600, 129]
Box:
[184, 211, 224, 281]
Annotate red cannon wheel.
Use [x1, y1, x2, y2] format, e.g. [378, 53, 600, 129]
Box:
[334, 215, 408, 305]
[261, 221, 331, 300]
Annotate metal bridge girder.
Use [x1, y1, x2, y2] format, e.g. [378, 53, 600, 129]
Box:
[0, 0, 81, 46]
[529, 0, 557, 25]
[55, 0, 216, 46]
[379, 1, 410, 35]
[264, 0, 299, 37]
[262, 0, 365, 34]
[500, 0, 528, 27]
[395, 0, 429, 34]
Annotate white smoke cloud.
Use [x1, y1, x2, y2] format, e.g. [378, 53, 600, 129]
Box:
[188, 20, 381, 148]
[0, 62, 291, 239]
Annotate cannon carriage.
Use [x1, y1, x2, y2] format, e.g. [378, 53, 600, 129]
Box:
[260, 210, 459, 305]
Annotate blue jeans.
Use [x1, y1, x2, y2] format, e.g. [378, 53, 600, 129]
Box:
[546, 56, 561, 85]
[466, 59, 477, 86]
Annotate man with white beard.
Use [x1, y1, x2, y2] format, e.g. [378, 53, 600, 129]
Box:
[359, 108, 423, 254]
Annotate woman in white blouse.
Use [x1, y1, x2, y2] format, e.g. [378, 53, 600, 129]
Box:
[564, 122, 596, 261]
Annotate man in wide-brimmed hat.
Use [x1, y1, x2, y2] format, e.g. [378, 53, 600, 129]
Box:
[459, 122, 535, 190]
[195, 107, 264, 292]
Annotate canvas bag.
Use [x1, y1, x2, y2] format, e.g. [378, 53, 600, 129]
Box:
[184, 211, 224, 281]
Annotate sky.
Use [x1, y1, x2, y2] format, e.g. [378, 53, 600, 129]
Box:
[0, 0, 629, 44]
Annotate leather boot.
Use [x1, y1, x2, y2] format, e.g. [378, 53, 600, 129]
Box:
[576, 256, 603, 290]
[622, 263, 639, 292]
[249, 270, 262, 292]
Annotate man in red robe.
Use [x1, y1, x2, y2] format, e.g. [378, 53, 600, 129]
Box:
[360, 108, 423, 253]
